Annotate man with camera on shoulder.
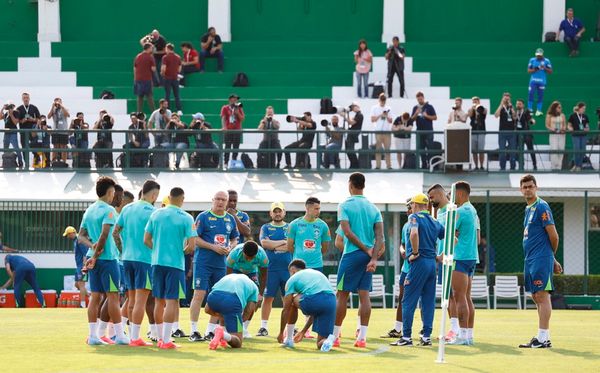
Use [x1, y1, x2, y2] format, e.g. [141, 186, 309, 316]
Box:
[190, 112, 219, 168]
[284, 112, 316, 169]
[221, 94, 245, 166]
[30, 115, 51, 168]
[257, 106, 282, 168]
[48, 97, 70, 163]
[468, 97, 488, 171]
[69, 112, 89, 168]
[164, 113, 189, 169]
[321, 115, 343, 169]
[1, 101, 24, 168]
[385, 36, 406, 98]
[93, 109, 115, 168]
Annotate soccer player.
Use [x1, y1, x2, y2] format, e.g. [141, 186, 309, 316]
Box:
[80, 176, 129, 345]
[144, 187, 197, 349]
[205, 273, 259, 349]
[278, 259, 336, 352]
[226, 240, 269, 337]
[113, 180, 160, 346]
[227, 190, 251, 242]
[287, 197, 331, 272]
[527, 48, 553, 116]
[383, 199, 412, 339]
[333, 173, 384, 348]
[393, 193, 444, 346]
[0, 255, 44, 307]
[257, 202, 290, 337]
[189, 191, 239, 342]
[518, 174, 561, 348]
[447, 181, 480, 346]
[63, 226, 90, 308]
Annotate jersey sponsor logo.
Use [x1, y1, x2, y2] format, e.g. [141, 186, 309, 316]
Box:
[208, 217, 217, 221]
[303, 239, 316, 250]
[533, 279, 543, 287]
[214, 234, 226, 245]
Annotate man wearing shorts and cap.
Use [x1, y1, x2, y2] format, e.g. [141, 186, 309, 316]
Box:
[527, 48, 553, 116]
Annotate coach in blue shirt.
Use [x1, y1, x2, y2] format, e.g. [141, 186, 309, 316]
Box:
[557, 8, 585, 57]
[1, 255, 45, 307]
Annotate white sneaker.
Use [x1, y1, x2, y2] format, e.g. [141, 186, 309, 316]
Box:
[243, 329, 252, 339]
[177, 74, 184, 80]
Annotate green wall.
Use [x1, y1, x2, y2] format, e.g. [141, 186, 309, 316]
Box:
[566, 0, 600, 40]
[59, 0, 208, 41]
[0, 1, 37, 41]
[231, 0, 382, 41]
[405, 0, 543, 42]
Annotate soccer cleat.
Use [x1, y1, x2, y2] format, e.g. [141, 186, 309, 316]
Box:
[354, 339, 367, 348]
[418, 329, 424, 338]
[281, 339, 295, 348]
[87, 336, 107, 346]
[256, 327, 269, 337]
[467, 338, 474, 346]
[535, 110, 544, 117]
[333, 338, 341, 347]
[159, 341, 180, 349]
[203, 332, 215, 342]
[304, 331, 315, 339]
[419, 337, 432, 346]
[320, 339, 334, 352]
[171, 329, 188, 338]
[381, 329, 402, 338]
[243, 329, 252, 339]
[444, 330, 457, 341]
[519, 337, 551, 348]
[390, 338, 413, 346]
[189, 331, 204, 342]
[114, 336, 131, 345]
[100, 336, 115, 345]
[209, 326, 225, 350]
[447, 337, 470, 345]
[129, 338, 153, 347]
[220, 339, 228, 347]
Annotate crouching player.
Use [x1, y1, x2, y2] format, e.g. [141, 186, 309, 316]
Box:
[205, 273, 259, 349]
[278, 259, 336, 352]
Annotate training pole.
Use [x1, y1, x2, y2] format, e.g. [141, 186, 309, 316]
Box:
[436, 183, 458, 363]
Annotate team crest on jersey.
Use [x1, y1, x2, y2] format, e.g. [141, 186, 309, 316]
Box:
[108, 212, 114, 219]
[226, 224, 232, 232]
[303, 239, 316, 250]
[313, 227, 320, 239]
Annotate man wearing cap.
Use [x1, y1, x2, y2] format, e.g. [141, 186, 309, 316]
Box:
[64, 226, 90, 308]
[527, 49, 553, 117]
[221, 94, 245, 166]
[392, 193, 444, 346]
[257, 202, 290, 336]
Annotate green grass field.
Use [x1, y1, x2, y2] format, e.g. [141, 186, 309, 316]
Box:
[1, 309, 599, 372]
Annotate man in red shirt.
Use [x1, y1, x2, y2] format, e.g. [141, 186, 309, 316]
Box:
[179, 42, 200, 86]
[161, 43, 183, 115]
[220, 94, 245, 165]
[134, 43, 156, 113]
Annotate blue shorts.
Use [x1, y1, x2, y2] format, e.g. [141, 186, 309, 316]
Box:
[233, 269, 259, 287]
[437, 262, 443, 285]
[399, 271, 408, 288]
[123, 260, 152, 291]
[119, 263, 127, 294]
[193, 263, 226, 291]
[524, 256, 554, 294]
[207, 290, 243, 334]
[152, 265, 185, 300]
[75, 264, 86, 282]
[454, 260, 477, 278]
[264, 269, 290, 298]
[89, 259, 120, 293]
[299, 292, 336, 337]
[336, 250, 372, 292]
[133, 80, 152, 96]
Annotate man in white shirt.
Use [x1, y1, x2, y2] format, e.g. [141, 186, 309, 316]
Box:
[370, 93, 393, 169]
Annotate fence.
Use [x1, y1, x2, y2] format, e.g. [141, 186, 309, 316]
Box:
[1, 128, 600, 172]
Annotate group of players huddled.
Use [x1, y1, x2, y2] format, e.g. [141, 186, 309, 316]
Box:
[74, 171, 559, 351]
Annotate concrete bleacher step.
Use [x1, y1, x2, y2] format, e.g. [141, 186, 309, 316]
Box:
[0, 72, 77, 86]
[332, 86, 450, 100]
[0, 86, 94, 100]
[18, 57, 62, 72]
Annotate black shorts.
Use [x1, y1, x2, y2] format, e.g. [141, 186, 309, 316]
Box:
[224, 132, 241, 144]
[52, 133, 69, 145]
[134, 80, 153, 96]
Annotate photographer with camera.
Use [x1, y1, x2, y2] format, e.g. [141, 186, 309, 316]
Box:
[134, 43, 157, 113]
[161, 43, 183, 115]
[69, 112, 90, 168]
[494, 93, 517, 171]
[163, 113, 189, 169]
[257, 106, 282, 168]
[16, 93, 40, 167]
[385, 36, 405, 98]
[371, 93, 393, 169]
[321, 115, 343, 169]
[344, 102, 363, 169]
[1, 100, 24, 168]
[190, 112, 219, 168]
[283, 112, 316, 169]
[123, 112, 150, 168]
[47, 97, 70, 163]
[30, 115, 51, 168]
[93, 109, 115, 168]
[411, 92, 438, 169]
[567, 102, 590, 172]
[392, 112, 413, 169]
[200, 27, 224, 72]
[448, 97, 468, 124]
[221, 94, 245, 166]
[468, 97, 488, 171]
[140, 29, 167, 86]
[514, 99, 537, 171]
[148, 99, 172, 147]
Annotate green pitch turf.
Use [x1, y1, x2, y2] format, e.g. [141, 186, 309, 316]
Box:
[1, 308, 599, 372]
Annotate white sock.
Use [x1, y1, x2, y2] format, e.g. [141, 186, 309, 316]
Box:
[190, 321, 198, 333]
[80, 301, 86, 308]
[98, 320, 108, 337]
[223, 329, 232, 342]
[88, 322, 98, 339]
[122, 317, 128, 329]
[157, 323, 163, 339]
[537, 329, 549, 343]
[394, 321, 403, 333]
[150, 324, 157, 338]
[467, 328, 473, 340]
[358, 325, 368, 341]
[172, 321, 179, 333]
[333, 325, 341, 339]
[113, 322, 126, 339]
[131, 323, 141, 340]
[450, 318, 459, 333]
[459, 328, 467, 340]
[261, 320, 268, 329]
[243, 320, 250, 331]
[326, 334, 336, 343]
[206, 322, 217, 335]
[108, 322, 115, 338]
[162, 322, 172, 344]
[356, 318, 361, 330]
[286, 324, 295, 342]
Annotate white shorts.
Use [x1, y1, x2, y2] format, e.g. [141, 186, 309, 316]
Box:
[394, 137, 411, 151]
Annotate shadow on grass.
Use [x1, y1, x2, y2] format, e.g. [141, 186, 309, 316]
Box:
[549, 347, 600, 360]
[438, 342, 524, 356]
[90, 345, 212, 360]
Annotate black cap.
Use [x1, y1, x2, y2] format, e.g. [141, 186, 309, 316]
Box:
[229, 94, 240, 99]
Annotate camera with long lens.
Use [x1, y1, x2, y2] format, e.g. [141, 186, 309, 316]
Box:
[286, 115, 305, 123]
[136, 112, 145, 121]
[234, 102, 243, 108]
[101, 114, 112, 128]
[320, 119, 329, 127]
[3, 104, 15, 110]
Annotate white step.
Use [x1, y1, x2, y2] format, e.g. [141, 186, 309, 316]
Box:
[18, 57, 62, 72]
[332, 86, 450, 101]
[353, 71, 430, 89]
[371, 56, 413, 73]
[0, 96, 126, 115]
[0, 86, 93, 100]
[0, 72, 76, 86]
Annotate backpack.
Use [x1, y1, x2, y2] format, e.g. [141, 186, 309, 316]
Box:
[371, 84, 384, 99]
[320, 98, 336, 114]
[544, 32, 557, 42]
[233, 72, 249, 87]
[100, 90, 115, 99]
[241, 153, 254, 169]
[2, 153, 18, 169]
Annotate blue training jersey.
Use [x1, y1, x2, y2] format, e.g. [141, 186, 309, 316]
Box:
[212, 273, 259, 310]
[226, 244, 269, 274]
[405, 211, 445, 259]
[116, 200, 156, 264]
[401, 221, 411, 273]
[195, 210, 240, 269]
[80, 200, 118, 260]
[285, 268, 334, 296]
[523, 198, 555, 261]
[73, 236, 89, 268]
[5, 255, 33, 271]
[259, 222, 291, 271]
[288, 217, 331, 269]
[528, 57, 552, 85]
[337, 195, 383, 255]
[454, 202, 479, 261]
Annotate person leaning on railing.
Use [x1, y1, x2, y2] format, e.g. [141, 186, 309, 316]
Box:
[190, 112, 219, 168]
[545, 101, 567, 171]
[124, 112, 150, 168]
[567, 102, 590, 172]
[164, 113, 189, 169]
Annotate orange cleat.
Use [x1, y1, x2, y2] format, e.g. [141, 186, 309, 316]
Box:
[129, 338, 153, 347]
[333, 338, 341, 348]
[209, 326, 225, 350]
[159, 341, 180, 349]
[354, 339, 367, 348]
[100, 336, 115, 345]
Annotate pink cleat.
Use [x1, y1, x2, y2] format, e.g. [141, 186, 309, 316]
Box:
[159, 341, 180, 349]
[444, 330, 457, 342]
[100, 336, 115, 345]
[209, 326, 225, 350]
[333, 338, 341, 348]
[129, 338, 153, 347]
[354, 339, 367, 348]
[304, 331, 315, 339]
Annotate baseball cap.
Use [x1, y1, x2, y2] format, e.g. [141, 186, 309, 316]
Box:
[63, 226, 77, 236]
[192, 112, 204, 120]
[535, 48, 544, 56]
[162, 196, 170, 206]
[229, 94, 240, 99]
[271, 202, 285, 212]
[410, 193, 429, 205]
